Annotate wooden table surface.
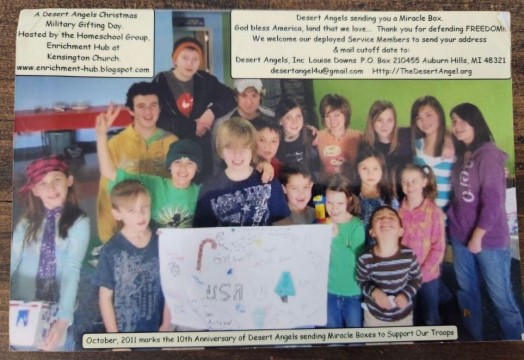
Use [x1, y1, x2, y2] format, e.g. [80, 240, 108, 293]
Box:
[1, 1, 523, 359]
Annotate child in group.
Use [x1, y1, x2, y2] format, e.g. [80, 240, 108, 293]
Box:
[93, 180, 168, 333]
[212, 79, 275, 174]
[410, 96, 455, 211]
[193, 117, 290, 227]
[399, 164, 446, 326]
[363, 100, 412, 186]
[324, 174, 365, 328]
[354, 145, 393, 246]
[448, 103, 523, 340]
[11, 155, 90, 351]
[252, 117, 283, 180]
[95, 105, 201, 228]
[96, 81, 178, 243]
[274, 164, 315, 225]
[153, 36, 236, 182]
[357, 206, 422, 327]
[275, 98, 320, 181]
[317, 94, 363, 181]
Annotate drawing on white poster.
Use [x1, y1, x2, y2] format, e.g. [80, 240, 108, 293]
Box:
[158, 225, 332, 330]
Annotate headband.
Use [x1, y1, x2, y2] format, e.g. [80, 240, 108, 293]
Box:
[173, 42, 203, 63]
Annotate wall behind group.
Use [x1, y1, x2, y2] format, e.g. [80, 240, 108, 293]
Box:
[313, 79, 516, 174]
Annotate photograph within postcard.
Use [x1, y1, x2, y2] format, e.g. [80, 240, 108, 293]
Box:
[10, 9, 523, 351]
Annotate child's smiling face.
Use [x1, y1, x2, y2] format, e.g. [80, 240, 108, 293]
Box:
[283, 174, 313, 212]
[31, 171, 73, 210]
[416, 105, 440, 137]
[369, 207, 403, 242]
[130, 94, 161, 133]
[325, 189, 350, 224]
[170, 157, 198, 189]
[280, 107, 304, 140]
[451, 113, 475, 146]
[222, 145, 253, 172]
[324, 108, 346, 134]
[401, 168, 427, 199]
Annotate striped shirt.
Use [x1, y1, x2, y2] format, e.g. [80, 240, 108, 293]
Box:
[413, 138, 455, 211]
[357, 246, 422, 322]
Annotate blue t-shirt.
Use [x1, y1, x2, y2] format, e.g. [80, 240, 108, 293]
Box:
[93, 232, 164, 332]
[193, 169, 290, 227]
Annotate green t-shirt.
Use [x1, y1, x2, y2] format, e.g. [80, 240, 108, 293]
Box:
[328, 216, 365, 296]
[112, 169, 200, 228]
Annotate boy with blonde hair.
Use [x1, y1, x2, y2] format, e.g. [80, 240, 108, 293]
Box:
[93, 180, 168, 333]
[193, 117, 289, 227]
[212, 78, 274, 174]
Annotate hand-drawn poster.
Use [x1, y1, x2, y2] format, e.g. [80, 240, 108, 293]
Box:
[10, 8, 523, 352]
[158, 225, 332, 330]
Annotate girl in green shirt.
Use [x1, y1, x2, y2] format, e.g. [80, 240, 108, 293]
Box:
[325, 174, 366, 328]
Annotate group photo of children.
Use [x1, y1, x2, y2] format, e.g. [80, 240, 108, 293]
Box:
[10, 10, 524, 351]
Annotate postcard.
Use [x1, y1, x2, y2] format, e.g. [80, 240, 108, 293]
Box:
[10, 9, 522, 351]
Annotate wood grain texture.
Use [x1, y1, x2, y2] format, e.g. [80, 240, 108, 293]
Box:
[1, 0, 523, 358]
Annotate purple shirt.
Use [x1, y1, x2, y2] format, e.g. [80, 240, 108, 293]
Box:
[447, 142, 509, 249]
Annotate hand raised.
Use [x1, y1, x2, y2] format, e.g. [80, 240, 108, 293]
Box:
[95, 103, 121, 136]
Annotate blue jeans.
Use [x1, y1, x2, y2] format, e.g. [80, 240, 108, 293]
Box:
[415, 278, 442, 326]
[326, 293, 362, 328]
[451, 239, 523, 340]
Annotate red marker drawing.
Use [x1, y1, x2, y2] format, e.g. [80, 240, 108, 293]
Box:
[197, 238, 217, 271]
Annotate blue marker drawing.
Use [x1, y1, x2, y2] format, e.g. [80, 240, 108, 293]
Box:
[227, 268, 233, 275]
[235, 303, 246, 313]
[253, 307, 265, 328]
[274, 271, 296, 303]
[16, 310, 29, 326]
[192, 275, 204, 286]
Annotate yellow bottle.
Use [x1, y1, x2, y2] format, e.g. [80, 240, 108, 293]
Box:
[313, 195, 326, 223]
